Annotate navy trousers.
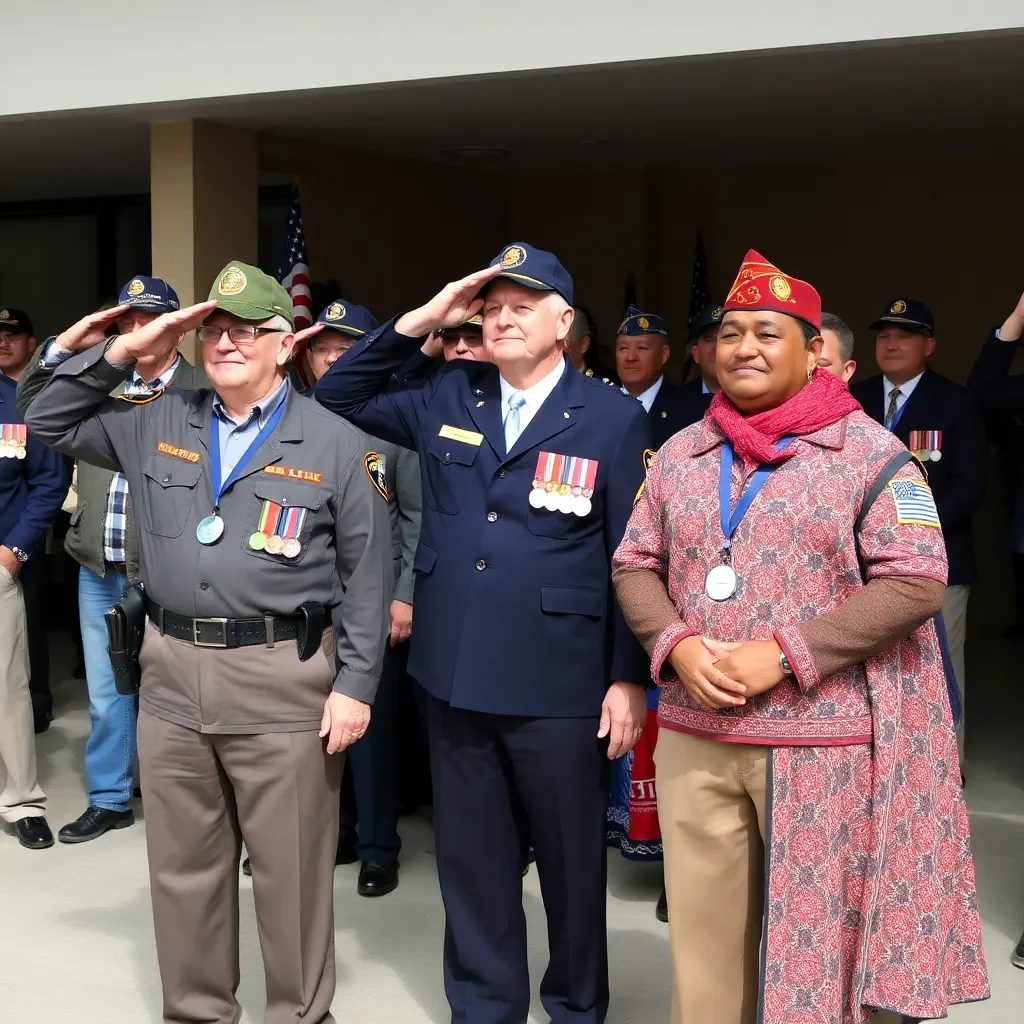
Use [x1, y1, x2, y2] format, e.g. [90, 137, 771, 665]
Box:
[340, 641, 405, 863]
[427, 695, 610, 1024]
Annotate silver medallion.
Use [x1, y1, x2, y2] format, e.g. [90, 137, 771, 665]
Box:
[705, 564, 737, 601]
[528, 487, 547, 509]
[573, 495, 593, 517]
[196, 514, 225, 545]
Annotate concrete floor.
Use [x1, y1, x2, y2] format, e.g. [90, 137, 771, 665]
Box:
[0, 635, 1022, 1023]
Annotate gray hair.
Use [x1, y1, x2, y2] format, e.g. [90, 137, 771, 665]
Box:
[820, 312, 855, 362]
[567, 306, 590, 344]
[262, 314, 293, 333]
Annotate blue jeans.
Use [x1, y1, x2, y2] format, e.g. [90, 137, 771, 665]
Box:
[79, 566, 137, 812]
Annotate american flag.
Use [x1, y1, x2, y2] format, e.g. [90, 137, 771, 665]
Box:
[277, 186, 312, 330]
[687, 231, 710, 339]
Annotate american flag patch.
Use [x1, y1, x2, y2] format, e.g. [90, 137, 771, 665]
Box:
[888, 478, 941, 528]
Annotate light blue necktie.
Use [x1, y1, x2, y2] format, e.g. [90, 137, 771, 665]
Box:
[504, 392, 527, 454]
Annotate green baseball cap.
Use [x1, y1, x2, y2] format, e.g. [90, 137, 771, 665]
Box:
[208, 261, 295, 327]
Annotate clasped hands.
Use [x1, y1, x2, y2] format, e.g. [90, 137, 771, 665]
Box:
[668, 635, 790, 711]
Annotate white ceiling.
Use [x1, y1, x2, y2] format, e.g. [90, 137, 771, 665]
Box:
[2, 31, 1023, 202]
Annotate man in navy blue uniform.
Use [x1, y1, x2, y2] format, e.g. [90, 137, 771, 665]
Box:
[0, 362, 66, 849]
[851, 297, 986, 763]
[676, 304, 723, 430]
[615, 306, 689, 448]
[315, 243, 652, 1024]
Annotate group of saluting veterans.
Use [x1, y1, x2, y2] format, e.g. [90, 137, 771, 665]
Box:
[1, 237, 998, 1024]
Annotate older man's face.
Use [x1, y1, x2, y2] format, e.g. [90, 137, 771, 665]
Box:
[200, 311, 294, 392]
[308, 330, 356, 381]
[442, 326, 486, 362]
[480, 280, 572, 366]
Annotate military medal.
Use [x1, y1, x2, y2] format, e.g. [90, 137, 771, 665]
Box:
[265, 534, 285, 555]
[556, 457, 576, 515]
[279, 506, 306, 558]
[909, 429, 943, 463]
[8, 425, 27, 459]
[573, 459, 599, 517]
[249, 500, 281, 551]
[530, 452, 557, 509]
[196, 514, 225, 545]
[543, 453, 564, 511]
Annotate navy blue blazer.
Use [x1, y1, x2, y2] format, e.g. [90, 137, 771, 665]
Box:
[316, 322, 653, 717]
[851, 369, 987, 587]
[0, 373, 67, 557]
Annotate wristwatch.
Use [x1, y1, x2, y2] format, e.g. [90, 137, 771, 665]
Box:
[779, 649, 793, 676]
[10, 547, 30, 564]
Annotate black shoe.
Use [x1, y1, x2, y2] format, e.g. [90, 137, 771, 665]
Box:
[336, 837, 358, 866]
[241, 857, 252, 877]
[58, 806, 134, 844]
[655, 887, 669, 923]
[1013, 928, 1024, 969]
[33, 711, 52, 735]
[357, 860, 399, 897]
[11, 816, 54, 850]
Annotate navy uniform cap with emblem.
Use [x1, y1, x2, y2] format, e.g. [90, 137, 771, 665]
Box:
[0, 308, 34, 337]
[316, 300, 380, 338]
[118, 275, 180, 313]
[870, 298, 935, 336]
[316, 239, 652, 1022]
[690, 304, 724, 340]
[617, 304, 668, 337]
[487, 242, 573, 306]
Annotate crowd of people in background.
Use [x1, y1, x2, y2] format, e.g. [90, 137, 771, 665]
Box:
[1, 246, 1023, 1023]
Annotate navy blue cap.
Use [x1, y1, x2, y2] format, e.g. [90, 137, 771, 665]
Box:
[487, 243, 573, 306]
[616, 305, 668, 337]
[315, 300, 380, 338]
[690, 304, 724, 339]
[870, 298, 934, 336]
[118, 275, 180, 313]
[0, 308, 34, 336]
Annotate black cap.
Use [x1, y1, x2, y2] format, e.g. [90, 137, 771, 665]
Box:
[0, 308, 34, 336]
[690, 304, 724, 340]
[870, 298, 934, 337]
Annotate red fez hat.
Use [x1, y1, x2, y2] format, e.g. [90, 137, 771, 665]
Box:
[722, 249, 821, 331]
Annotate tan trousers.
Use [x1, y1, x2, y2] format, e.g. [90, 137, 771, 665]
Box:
[941, 584, 969, 762]
[0, 566, 46, 823]
[655, 728, 768, 1024]
[138, 710, 342, 1024]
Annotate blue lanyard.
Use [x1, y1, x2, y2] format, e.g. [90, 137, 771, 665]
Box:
[208, 398, 287, 509]
[718, 437, 795, 556]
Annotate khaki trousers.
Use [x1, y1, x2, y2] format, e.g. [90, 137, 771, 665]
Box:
[138, 710, 342, 1024]
[0, 566, 46, 822]
[941, 584, 969, 762]
[655, 729, 768, 1024]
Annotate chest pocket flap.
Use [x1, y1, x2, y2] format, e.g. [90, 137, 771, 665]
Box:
[141, 454, 204, 538]
[427, 435, 480, 467]
[252, 477, 326, 512]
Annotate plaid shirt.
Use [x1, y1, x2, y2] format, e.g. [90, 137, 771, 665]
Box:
[103, 358, 181, 564]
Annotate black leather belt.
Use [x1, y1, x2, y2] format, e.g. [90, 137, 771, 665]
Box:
[148, 601, 302, 649]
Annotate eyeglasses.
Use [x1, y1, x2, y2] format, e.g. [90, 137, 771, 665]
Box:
[198, 325, 282, 345]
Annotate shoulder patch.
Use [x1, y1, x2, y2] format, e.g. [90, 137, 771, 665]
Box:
[888, 478, 940, 528]
[364, 451, 388, 500]
[633, 447, 657, 506]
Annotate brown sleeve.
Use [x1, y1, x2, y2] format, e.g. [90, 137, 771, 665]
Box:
[792, 576, 945, 683]
[612, 564, 683, 657]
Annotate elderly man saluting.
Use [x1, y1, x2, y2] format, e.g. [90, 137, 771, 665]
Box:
[316, 244, 652, 1024]
[24, 262, 389, 1024]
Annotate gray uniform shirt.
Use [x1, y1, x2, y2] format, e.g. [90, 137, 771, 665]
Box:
[24, 344, 390, 717]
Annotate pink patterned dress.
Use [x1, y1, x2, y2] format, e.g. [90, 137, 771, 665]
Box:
[614, 410, 989, 1022]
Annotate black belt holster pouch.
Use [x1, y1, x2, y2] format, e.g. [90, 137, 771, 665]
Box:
[105, 586, 147, 695]
[296, 601, 327, 663]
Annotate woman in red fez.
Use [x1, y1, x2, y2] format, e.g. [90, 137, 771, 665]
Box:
[613, 251, 989, 1024]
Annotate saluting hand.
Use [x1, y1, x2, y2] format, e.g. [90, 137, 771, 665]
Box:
[395, 265, 503, 339]
[999, 290, 1024, 343]
[292, 322, 326, 350]
[667, 635, 747, 710]
[104, 301, 218, 369]
[598, 681, 648, 759]
[701, 638, 787, 698]
[320, 691, 371, 754]
[53, 303, 130, 356]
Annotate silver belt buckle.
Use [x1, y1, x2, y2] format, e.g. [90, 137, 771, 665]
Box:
[193, 617, 229, 647]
